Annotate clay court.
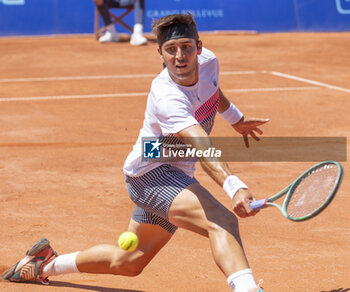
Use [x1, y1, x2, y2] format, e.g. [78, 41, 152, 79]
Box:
[0, 31, 349, 291]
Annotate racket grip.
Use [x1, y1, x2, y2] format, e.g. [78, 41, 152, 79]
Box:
[250, 199, 268, 210]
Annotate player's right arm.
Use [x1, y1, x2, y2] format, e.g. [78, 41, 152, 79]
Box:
[153, 86, 257, 217]
[174, 124, 258, 217]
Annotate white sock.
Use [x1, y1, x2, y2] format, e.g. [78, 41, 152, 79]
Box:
[133, 23, 143, 35]
[227, 268, 257, 292]
[42, 252, 80, 278]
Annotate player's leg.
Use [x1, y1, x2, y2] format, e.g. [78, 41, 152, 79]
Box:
[168, 182, 248, 273]
[168, 183, 261, 291]
[2, 217, 173, 283]
[76, 217, 172, 276]
[125, 164, 262, 291]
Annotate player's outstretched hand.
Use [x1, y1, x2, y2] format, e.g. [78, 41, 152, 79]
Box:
[232, 117, 269, 148]
[232, 189, 259, 218]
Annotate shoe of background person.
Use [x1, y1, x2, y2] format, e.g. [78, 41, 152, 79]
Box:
[99, 30, 120, 43]
[130, 33, 147, 46]
[130, 23, 147, 46]
[1, 238, 57, 285]
[99, 24, 120, 43]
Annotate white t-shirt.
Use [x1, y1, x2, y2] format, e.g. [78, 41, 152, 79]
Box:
[123, 47, 220, 177]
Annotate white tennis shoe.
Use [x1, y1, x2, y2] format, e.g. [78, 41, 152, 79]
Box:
[99, 24, 120, 43]
[99, 30, 120, 43]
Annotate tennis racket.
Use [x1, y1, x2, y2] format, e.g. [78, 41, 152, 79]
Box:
[250, 161, 343, 221]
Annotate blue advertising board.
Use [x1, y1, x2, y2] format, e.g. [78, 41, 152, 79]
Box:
[296, 0, 350, 32]
[145, 0, 298, 32]
[0, 0, 349, 36]
[0, 0, 95, 35]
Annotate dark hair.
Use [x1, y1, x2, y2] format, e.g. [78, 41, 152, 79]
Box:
[152, 13, 199, 47]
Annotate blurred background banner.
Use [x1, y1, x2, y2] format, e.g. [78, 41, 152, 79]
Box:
[0, 0, 350, 36]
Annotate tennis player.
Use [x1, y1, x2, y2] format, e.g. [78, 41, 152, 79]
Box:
[2, 14, 268, 292]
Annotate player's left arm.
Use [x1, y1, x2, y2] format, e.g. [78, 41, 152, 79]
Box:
[218, 88, 269, 148]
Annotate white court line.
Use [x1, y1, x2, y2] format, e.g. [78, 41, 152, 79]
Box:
[0, 87, 319, 102]
[0, 74, 155, 83]
[0, 92, 148, 102]
[0, 71, 258, 83]
[221, 71, 258, 75]
[226, 86, 319, 93]
[271, 71, 350, 94]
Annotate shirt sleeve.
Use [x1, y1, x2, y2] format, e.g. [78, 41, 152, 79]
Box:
[155, 92, 199, 135]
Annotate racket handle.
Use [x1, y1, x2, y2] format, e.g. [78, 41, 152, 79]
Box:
[250, 199, 268, 210]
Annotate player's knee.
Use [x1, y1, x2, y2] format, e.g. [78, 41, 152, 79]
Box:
[115, 264, 144, 277]
[208, 211, 239, 236]
[126, 265, 144, 277]
[112, 263, 144, 277]
[110, 255, 145, 277]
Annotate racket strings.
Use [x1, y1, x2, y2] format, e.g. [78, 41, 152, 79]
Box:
[286, 164, 339, 219]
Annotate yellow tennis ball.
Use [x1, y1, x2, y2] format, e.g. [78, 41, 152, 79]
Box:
[118, 232, 139, 252]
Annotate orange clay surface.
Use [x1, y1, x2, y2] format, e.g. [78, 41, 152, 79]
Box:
[0, 32, 349, 292]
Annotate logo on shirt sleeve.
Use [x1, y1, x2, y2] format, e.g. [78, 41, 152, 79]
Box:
[143, 139, 162, 159]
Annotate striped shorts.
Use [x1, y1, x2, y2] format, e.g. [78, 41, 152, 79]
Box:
[125, 164, 198, 234]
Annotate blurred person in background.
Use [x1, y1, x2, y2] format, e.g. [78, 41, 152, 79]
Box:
[94, 0, 147, 45]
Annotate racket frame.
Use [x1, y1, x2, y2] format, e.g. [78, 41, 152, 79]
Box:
[251, 160, 343, 221]
[282, 160, 343, 221]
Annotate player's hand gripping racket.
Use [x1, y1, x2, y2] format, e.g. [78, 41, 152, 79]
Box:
[250, 161, 343, 221]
